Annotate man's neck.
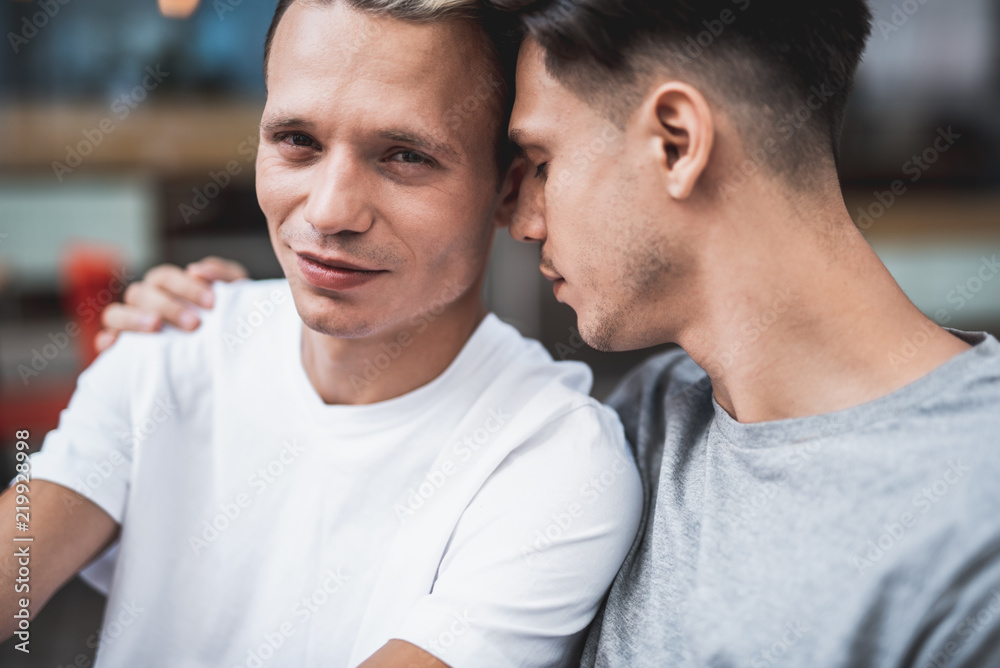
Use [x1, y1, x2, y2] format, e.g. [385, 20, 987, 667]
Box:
[677, 197, 971, 424]
[300, 293, 487, 406]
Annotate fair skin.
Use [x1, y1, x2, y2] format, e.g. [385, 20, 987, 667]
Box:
[62, 22, 972, 667]
[115, 38, 970, 425]
[507, 39, 970, 422]
[1, 4, 520, 664]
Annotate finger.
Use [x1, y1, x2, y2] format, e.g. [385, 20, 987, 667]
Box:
[144, 264, 215, 309]
[100, 302, 162, 332]
[186, 256, 250, 284]
[121, 283, 201, 331]
[94, 330, 118, 353]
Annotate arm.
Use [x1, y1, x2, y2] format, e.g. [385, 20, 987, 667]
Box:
[96, 256, 248, 351]
[359, 639, 450, 668]
[3, 320, 142, 641]
[0, 480, 117, 641]
[898, 531, 1000, 668]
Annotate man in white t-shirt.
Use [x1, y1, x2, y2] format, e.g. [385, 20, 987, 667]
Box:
[0, 2, 641, 667]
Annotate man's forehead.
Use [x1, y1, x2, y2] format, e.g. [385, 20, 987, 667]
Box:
[509, 45, 566, 148]
[266, 2, 496, 154]
[272, 1, 487, 87]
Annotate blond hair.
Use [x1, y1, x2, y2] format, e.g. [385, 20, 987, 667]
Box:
[348, 0, 480, 21]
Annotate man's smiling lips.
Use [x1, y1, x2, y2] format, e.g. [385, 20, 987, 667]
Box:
[295, 251, 388, 291]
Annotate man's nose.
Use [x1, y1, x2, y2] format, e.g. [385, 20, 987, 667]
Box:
[509, 176, 546, 244]
[302, 150, 373, 235]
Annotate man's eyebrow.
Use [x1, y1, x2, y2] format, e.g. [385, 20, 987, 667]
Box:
[378, 129, 462, 164]
[257, 120, 463, 163]
[259, 116, 316, 133]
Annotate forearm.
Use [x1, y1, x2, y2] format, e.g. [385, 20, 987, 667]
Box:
[0, 480, 118, 640]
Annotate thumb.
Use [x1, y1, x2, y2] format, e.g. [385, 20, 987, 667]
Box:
[187, 257, 249, 283]
[94, 330, 118, 353]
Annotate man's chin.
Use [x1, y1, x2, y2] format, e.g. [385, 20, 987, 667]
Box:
[575, 306, 619, 353]
[289, 288, 381, 340]
[576, 302, 657, 353]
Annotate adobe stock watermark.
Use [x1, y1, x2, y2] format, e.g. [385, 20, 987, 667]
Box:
[17, 268, 134, 385]
[445, 70, 505, 133]
[734, 414, 852, 527]
[425, 610, 476, 657]
[734, 445, 816, 527]
[717, 84, 839, 200]
[213, 0, 246, 20]
[944, 254, 999, 315]
[93, 599, 145, 653]
[875, 0, 933, 41]
[546, 122, 623, 198]
[922, 588, 1000, 668]
[54, 598, 146, 667]
[234, 566, 351, 668]
[888, 254, 998, 370]
[59, 448, 122, 516]
[52, 65, 171, 182]
[223, 287, 288, 352]
[553, 326, 587, 360]
[701, 288, 800, 376]
[673, 0, 751, 65]
[750, 619, 811, 668]
[856, 126, 961, 232]
[7, 0, 72, 55]
[394, 407, 511, 523]
[61, 398, 177, 516]
[852, 459, 970, 575]
[520, 451, 633, 565]
[188, 438, 306, 556]
[349, 278, 469, 394]
[179, 134, 259, 224]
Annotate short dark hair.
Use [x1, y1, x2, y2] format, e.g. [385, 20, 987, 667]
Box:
[262, 0, 519, 181]
[489, 0, 873, 177]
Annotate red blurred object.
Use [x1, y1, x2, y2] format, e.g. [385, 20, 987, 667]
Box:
[0, 246, 126, 440]
[62, 245, 125, 368]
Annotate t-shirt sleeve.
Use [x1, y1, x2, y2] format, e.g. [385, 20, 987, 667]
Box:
[908, 536, 1000, 668]
[394, 404, 643, 668]
[24, 335, 140, 524]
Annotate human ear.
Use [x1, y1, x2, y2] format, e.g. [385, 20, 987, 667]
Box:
[638, 82, 714, 200]
[492, 155, 527, 229]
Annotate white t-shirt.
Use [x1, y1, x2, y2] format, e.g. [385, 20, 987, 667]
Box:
[30, 279, 642, 668]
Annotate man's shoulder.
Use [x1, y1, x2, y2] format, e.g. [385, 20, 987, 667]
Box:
[210, 278, 293, 327]
[211, 278, 291, 308]
[201, 278, 294, 355]
[470, 314, 598, 413]
[450, 316, 630, 480]
[602, 347, 711, 449]
[607, 347, 708, 409]
[103, 279, 292, 394]
[932, 331, 1000, 420]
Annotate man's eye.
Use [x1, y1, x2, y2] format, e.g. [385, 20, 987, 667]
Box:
[276, 132, 316, 148]
[390, 150, 430, 165]
[534, 162, 549, 179]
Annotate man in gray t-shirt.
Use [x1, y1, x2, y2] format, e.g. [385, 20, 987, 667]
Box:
[582, 332, 1000, 666]
[493, 0, 1000, 666]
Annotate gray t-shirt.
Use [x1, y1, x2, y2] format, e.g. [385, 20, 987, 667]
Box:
[584, 330, 1000, 667]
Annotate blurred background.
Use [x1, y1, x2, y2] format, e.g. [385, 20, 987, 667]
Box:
[0, 0, 998, 663]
